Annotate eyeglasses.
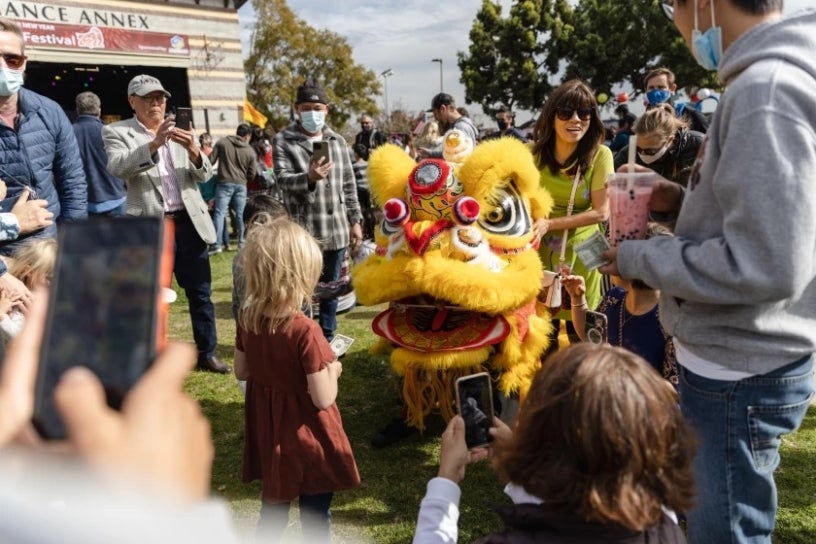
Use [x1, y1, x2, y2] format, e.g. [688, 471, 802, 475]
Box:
[555, 107, 595, 122]
[660, 0, 674, 21]
[0, 53, 26, 70]
[137, 95, 166, 104]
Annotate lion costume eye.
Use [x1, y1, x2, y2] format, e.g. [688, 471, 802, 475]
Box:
[477, 183, 531, 236]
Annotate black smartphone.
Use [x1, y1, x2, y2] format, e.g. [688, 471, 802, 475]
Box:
[455, 372, 495, 449]
[312, 140, 330, 164]
[175, 107, 193, 131]
[585, 310, 609, 345]
[33, 217, 174, 440]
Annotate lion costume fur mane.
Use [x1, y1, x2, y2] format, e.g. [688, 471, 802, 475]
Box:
[353, 136, 554, 429]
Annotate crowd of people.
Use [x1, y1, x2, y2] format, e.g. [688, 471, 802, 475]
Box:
[0, 1, 814, 543]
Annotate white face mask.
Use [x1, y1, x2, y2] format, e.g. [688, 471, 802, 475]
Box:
[638, 141, 671, 165]
[691, 0, 723, 71]
[0, 67, 24, 97]
[299, 110, 325, 133]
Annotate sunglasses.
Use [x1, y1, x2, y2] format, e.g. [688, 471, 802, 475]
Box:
[637, 141, 670, 156]
[555, 107, 595, 122]
[0, 53, 26, 70]
[660, 0, 674, 21]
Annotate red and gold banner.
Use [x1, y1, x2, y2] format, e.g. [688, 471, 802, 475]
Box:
[18, 20, 189, 56]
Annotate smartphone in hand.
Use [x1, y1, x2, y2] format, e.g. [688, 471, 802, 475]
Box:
[32, 217, 174, 440]
[455, 372, 495, 449]
[312, 140, 330, 164]
[175, 107, 193, 131]
[585, 310, 609, 345]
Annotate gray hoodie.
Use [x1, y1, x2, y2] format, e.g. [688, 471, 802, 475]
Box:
[211, 135, 256, 185]
[617, 9, 816, 375]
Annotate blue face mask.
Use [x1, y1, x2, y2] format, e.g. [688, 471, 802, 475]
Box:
[0, 67, 24, 97]
[299, 110, 325, 133]
[692, 0, 723, 71]
[646, 89, 673, 106]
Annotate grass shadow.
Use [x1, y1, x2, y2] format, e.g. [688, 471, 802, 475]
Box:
[215, 300, 235, 320]
[344, 307, 385, 321]
[197, 396, 262, 503]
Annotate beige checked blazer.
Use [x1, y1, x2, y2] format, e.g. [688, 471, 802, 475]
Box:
[102, 117, 216, 245]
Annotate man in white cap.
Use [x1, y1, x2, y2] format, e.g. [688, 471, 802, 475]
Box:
[103, 74, 229, 374]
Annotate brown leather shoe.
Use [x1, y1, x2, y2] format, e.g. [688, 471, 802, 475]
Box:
[197, 355, 231, 374]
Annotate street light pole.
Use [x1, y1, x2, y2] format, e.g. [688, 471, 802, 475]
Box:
[431, 58, 443, 93]
[380, 68, 394, 122]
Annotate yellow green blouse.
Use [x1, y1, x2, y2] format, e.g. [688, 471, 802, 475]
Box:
[538, 145, 613, 320]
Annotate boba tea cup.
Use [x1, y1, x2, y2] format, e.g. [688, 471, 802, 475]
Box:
[607, 172, 659, 247]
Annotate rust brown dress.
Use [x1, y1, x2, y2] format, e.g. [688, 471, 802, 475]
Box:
[237, 313, 360, 502]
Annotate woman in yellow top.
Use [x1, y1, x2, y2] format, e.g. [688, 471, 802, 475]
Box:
[531, 79, 612, 350]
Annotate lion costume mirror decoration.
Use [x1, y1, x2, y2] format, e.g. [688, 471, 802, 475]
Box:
[353, 133, 554, 430]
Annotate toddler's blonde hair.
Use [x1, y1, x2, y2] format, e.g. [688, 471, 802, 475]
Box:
[238, 217, 322, 334]
[9, 238, 57, 288]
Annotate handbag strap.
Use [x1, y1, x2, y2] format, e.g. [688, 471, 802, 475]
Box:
[558, 167, 582, 266]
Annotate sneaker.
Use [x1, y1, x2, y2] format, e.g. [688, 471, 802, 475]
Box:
[371, 418, 418, 448]
[208, 245, 222, 255]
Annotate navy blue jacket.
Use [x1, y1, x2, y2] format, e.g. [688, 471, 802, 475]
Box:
[73, 114, 126, 205]
[0, 87, 87, 256]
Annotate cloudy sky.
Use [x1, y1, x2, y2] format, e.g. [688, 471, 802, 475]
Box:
[238, 0, 813, 126]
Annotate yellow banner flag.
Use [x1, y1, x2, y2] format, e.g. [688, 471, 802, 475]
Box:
[243, 99, 268, 127]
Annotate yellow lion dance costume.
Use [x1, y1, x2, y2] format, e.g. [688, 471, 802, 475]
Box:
[353, 136, 554, 430]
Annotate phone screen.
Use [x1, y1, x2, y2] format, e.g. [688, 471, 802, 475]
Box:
[175, 107, 192, 131]
[585, 310, 608, 345]
[456, 372, 494, 449]
[33, 217, 170, 439]
[312, 140, 330, 164]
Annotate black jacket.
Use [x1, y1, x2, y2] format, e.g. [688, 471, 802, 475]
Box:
[614, 128, 704, 186]
[475, 503, 686, 544]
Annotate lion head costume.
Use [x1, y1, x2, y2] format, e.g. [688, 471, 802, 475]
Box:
[353, 136, 554, 429]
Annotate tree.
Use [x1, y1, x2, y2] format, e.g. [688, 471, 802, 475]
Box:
[459, 0, 720, 116]
[562, 0, 719, 98]
[458, 0, 575, 115]
[244, 0, 381, 131]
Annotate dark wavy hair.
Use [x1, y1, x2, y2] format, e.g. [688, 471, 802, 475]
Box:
[531, 79, 605, 175]
[493, 343, 696, 531]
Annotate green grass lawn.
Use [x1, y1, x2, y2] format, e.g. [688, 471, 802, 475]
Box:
[171, 250, 816, 543]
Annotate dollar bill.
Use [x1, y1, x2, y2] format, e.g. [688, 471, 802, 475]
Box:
[330, 334, 355, 357]
[574, 231, 612, 270]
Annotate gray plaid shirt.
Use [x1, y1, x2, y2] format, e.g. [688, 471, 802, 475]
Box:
[274, 123, 362, 251]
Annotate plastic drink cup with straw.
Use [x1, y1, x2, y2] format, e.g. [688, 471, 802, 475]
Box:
[607, 135, 659, 247]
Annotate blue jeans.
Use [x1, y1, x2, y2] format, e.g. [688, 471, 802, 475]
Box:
[680, 356, 814, 544]
[259, 492, 333, 543]
[212, 183, 246, 249]
[319, 248, 345, 340]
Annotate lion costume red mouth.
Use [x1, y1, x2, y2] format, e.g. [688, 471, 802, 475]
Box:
[372, 296, 511, 352]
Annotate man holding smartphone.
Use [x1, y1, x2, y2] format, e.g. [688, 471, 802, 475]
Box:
[103, 74, 229, 374]
[273, 78, 363, 340]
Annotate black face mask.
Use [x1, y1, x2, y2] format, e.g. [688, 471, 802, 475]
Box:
[497, 119, 510, 131]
